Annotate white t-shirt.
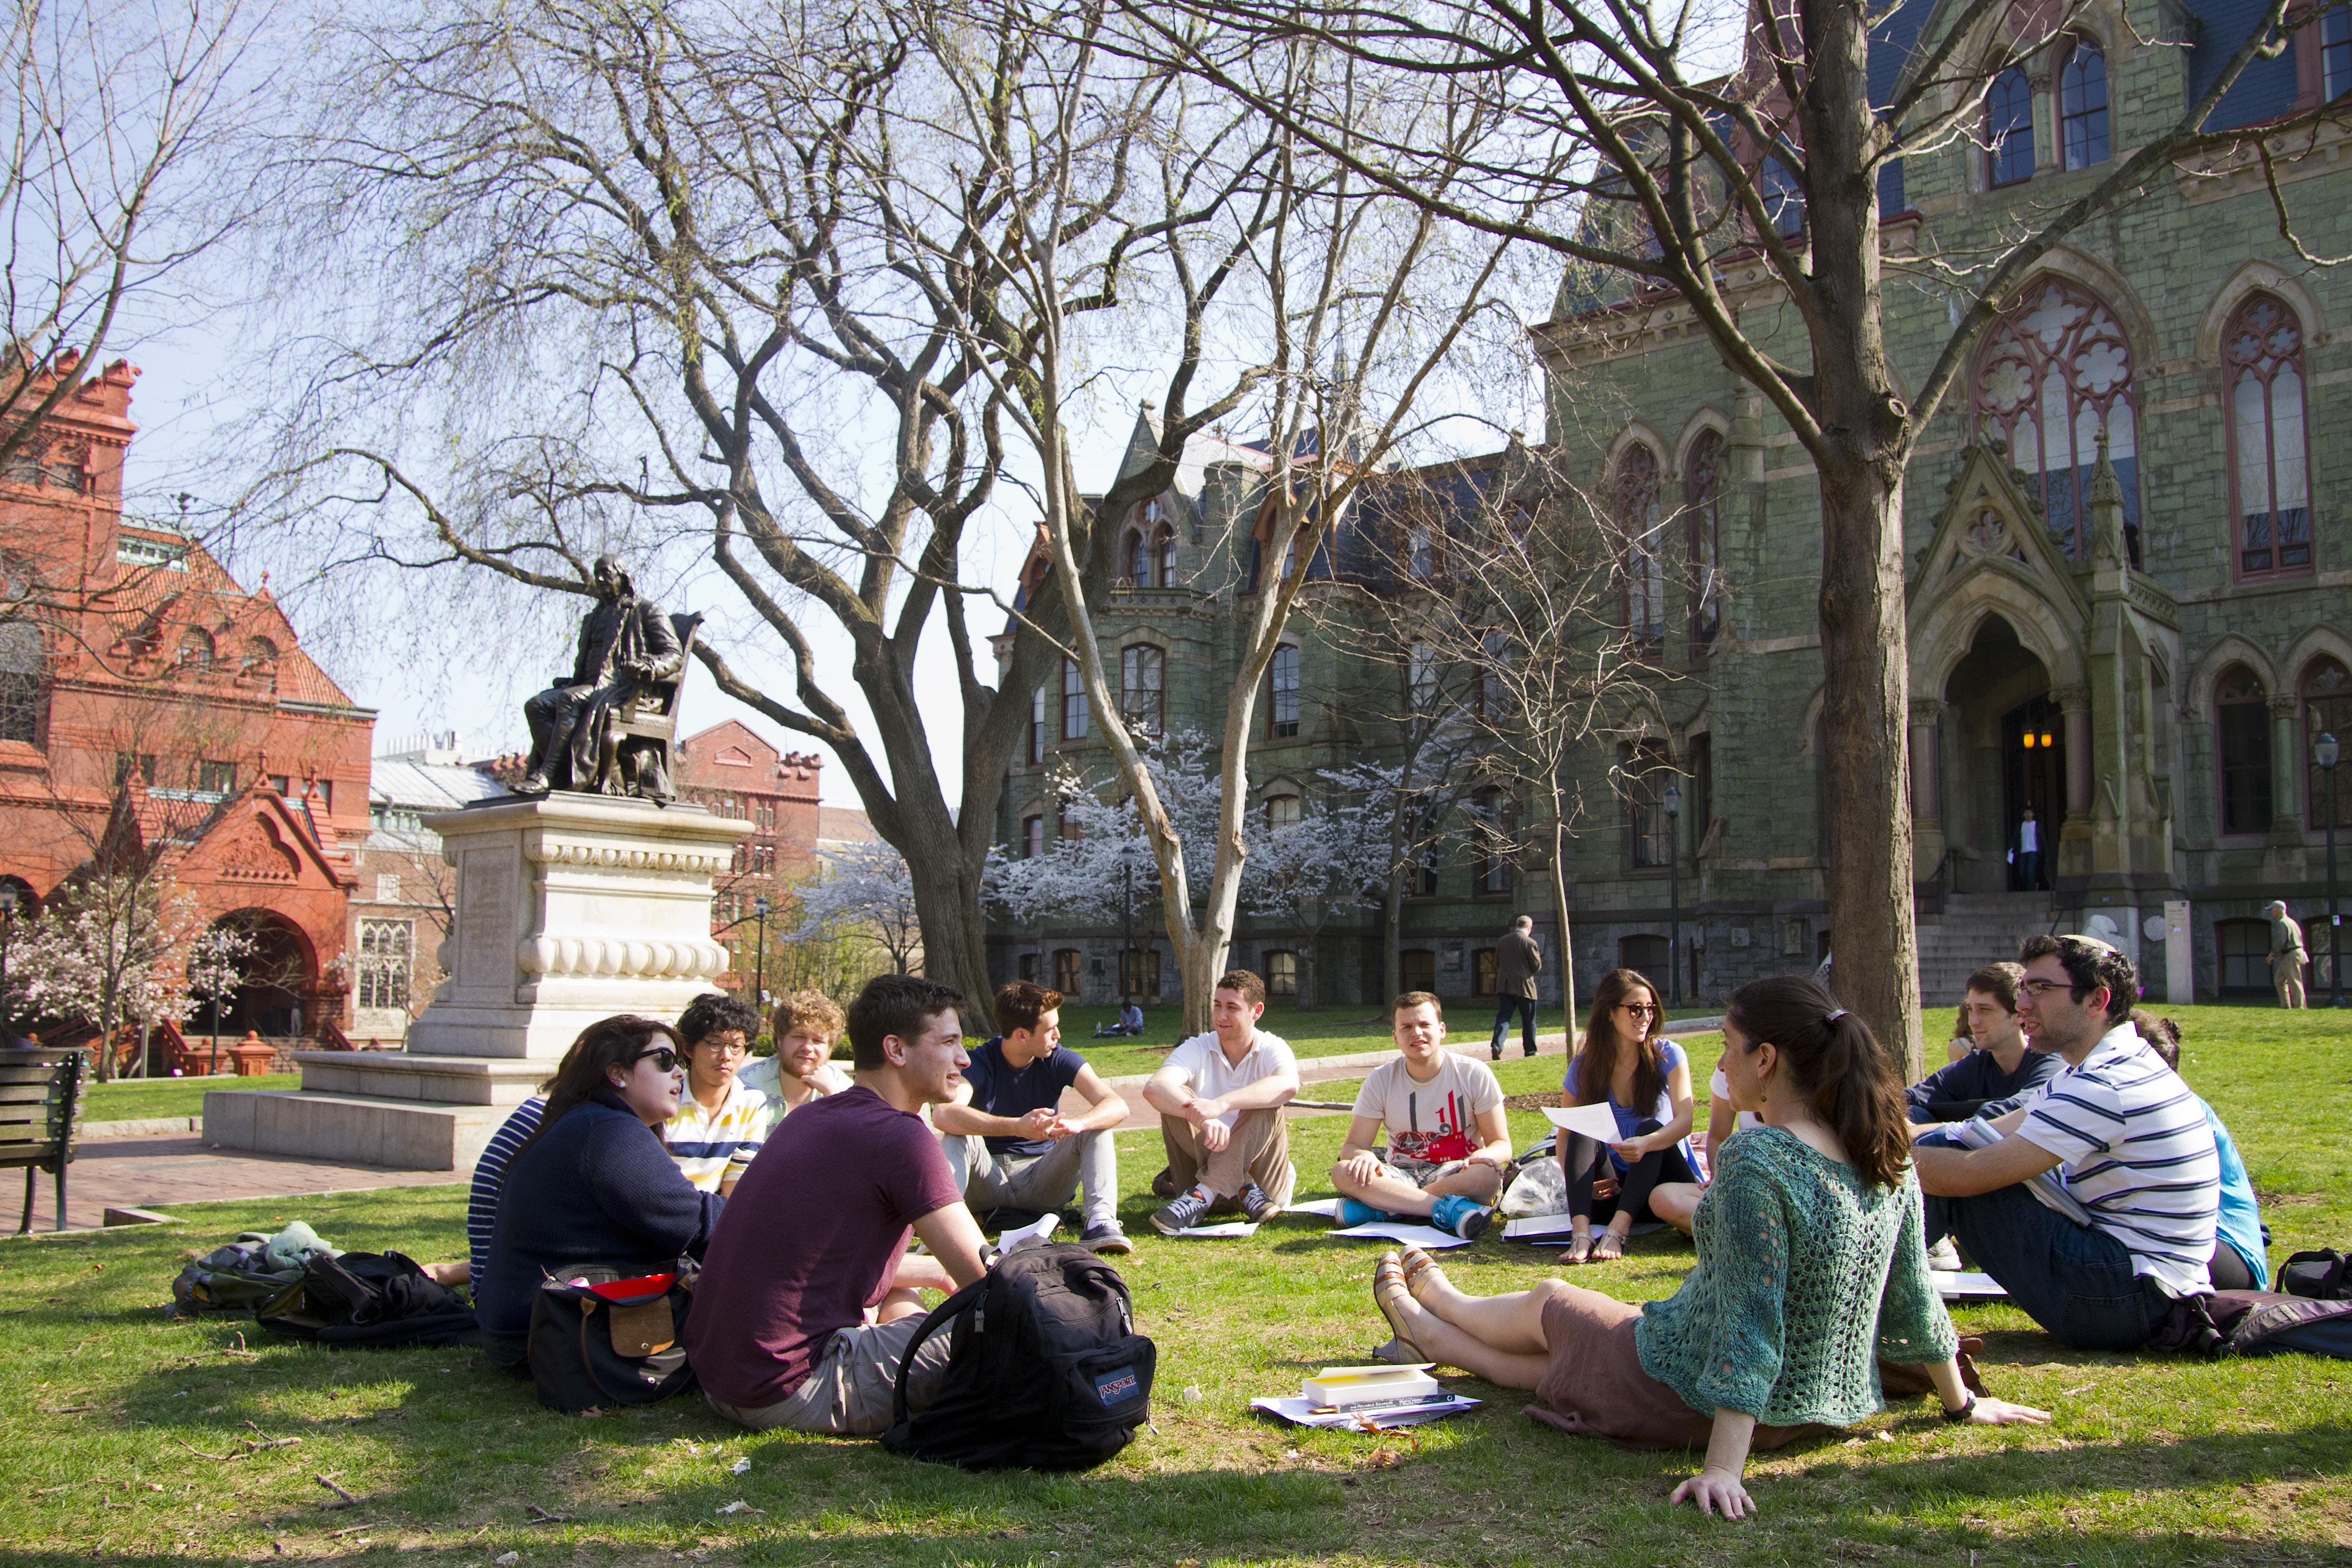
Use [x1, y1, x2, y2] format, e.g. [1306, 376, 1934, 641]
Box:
[739, 1054, 851, 1135]
[1161, 1030, 1298, 1127]
[2018, 819, 2040, 853]
[1353, 1052, 1504, 1165]
[1708, 1067, 1763, 1131]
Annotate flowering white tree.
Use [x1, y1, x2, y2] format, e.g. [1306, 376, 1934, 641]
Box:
[792, 842, 924, 978]
[8, 876, 206, 1077]
[985, 735, 1227, 932]
[1242, 797, 1386, 1009]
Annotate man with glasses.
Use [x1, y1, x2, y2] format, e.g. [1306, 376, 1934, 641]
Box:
[1912, 935, 2219, 1350]
[664, 993, 769, 1195]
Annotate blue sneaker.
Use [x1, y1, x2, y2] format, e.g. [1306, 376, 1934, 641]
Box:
[1337, 1196, 1392, 1227]
[1429, 1194, 1494, 1240]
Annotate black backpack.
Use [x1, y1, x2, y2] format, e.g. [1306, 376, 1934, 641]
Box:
[2149, 1289, 2352, 1360]
[2281, 1249, 2352, 1302]
[256, 1251, 479, 1349]
[881, 1243, 1154, 1471]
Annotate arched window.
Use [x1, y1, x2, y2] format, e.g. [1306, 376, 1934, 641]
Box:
[1022, 814, 1044, 859]
[2216, 667, 2274, 836]
[1473, 786, 1516, 892]
[1061, 657, 1089, 741]
[2059, 40, 2108, 169]
[1263, 792, 1302, 829]
[1683, 430, 1723, 651]
[2328, 7, 2352, 101]
[1053, 948, 1082, 996]
[1267, 643, 1301, 737]
[1614, 444, 1665, 652]
[1757, 155, 1804, 238]
[2306, 657, 2352, 829]
[1973, 278, 2138, 559]
[1120, 644, 1164, 736]
[1409, 641, 1438, 711]
[1028, 684, 1045, 764]
[1154, 524, 1176, 588]
[178, 627, 216, 667]
[1986, 68, 2035, 186]
[0, 621, 41, 744]
[1122, 528, 1150, 587]
[2223, 293, 2313, 580]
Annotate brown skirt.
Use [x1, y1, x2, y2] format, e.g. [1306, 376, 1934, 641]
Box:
[1525, 1284, 1829, 1452]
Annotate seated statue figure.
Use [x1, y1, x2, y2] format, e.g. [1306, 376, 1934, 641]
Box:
[518, 555, 685, 798]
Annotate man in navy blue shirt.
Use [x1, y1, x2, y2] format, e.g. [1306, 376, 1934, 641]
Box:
[936, 981, 1132, 1254]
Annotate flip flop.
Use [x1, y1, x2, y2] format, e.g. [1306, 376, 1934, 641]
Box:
[1373, 1251, 1425, 1361]
[1398, 1245, 1451, 1304]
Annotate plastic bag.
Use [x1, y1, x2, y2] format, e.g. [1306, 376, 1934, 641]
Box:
[1501, 1156, 1567, 1218]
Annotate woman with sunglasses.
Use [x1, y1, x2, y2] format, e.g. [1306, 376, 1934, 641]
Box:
[1556, 967, 1698, 1262]
[475, 1015, 726, 1373]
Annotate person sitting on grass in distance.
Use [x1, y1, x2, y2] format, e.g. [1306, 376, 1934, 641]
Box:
[1556, 967, 1700, 1261]
[1093, 999, 1147, 1038]
[738, 988, 851, 1127]
[1332, 992, 1511, 1241]
[1143, 969, 1300, 1234]
[1913, 936, 2220, 1350]
[686, 974, 988, 1436]
[475, 1016, 723, 1374]
[1905, 963, 2060, 1128]
[2130, 1010, 2268, 1292]
[1367, 975, 2050, 1520]
[663, 992, 768, 1196]
[936, 980, 1133, 1255]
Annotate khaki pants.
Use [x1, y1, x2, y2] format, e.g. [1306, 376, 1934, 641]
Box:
[703, 1314, 955, 1437]
[2274, 958, 2307, 1008]
[1158, 1107, 1296, 1208]
[941, 1130, 1118, 1231]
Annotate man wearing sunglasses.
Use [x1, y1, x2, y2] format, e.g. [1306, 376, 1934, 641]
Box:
[1912, 935, 2219, 1350]
[688, 974, 990, 1436]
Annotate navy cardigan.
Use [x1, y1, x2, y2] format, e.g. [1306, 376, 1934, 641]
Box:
[1903, 1046, 2064, 1125]
[475, 1089, 723, 1337]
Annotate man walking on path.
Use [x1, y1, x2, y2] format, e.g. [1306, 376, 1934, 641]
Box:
[1489, 915, 1543, 1060]
[2268, 901, 2308, 1009]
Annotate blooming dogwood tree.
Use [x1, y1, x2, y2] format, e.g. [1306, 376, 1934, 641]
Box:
[8, 876, 209, 1077]
[791, 841, 924, 977]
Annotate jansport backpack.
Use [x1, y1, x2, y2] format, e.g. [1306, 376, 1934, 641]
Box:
[881, 1243, 1155, 1470]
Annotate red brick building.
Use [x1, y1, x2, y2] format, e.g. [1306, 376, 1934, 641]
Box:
[0, 355, 373, 1051]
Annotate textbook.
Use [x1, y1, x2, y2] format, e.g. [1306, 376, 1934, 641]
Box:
[1300, 1364, 1443, 1409]
[1251, 1393, 1481, 1430]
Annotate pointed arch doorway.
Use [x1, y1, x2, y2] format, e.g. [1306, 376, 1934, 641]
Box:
[1941, 615, 2064, 893]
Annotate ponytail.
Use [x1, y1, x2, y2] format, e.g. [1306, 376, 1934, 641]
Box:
[1723, 976, 1912, 1190]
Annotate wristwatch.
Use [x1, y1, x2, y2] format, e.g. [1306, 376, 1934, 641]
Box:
[1941, 1392, 1977, 1423]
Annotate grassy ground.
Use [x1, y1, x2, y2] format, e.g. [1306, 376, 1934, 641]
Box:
[6, 1005, 2347, 1566]
[82, 1074, 301, 1122]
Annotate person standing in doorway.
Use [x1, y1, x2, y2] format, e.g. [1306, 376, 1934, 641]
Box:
[2267, 901, 2308, 1009]
[1490, 915, 1543, 1061]
[2014, 807, 2043, 892]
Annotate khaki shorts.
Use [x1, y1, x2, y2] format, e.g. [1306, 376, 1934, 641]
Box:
[703, 1314, 956, 1437]
[1386, 1156, 1472, 1190]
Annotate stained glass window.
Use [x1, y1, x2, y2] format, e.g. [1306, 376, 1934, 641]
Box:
[1615, 444, 1665, 651]
[2223, 293, 2312, 578]
[1973, 279, 2138, 559]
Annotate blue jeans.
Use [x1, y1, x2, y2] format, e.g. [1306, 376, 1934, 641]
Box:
[1490, 996, 1536, 1055]
[1918, 1132, 2167, 1351]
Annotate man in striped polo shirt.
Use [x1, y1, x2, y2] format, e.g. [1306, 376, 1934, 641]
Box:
[1913, 934, 2220, 1350]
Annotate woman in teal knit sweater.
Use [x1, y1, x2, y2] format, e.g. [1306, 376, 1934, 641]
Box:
[1372, 975, 2049, 1518]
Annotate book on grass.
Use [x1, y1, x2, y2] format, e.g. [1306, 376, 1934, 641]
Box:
[1301, 1364, 1441, 1409]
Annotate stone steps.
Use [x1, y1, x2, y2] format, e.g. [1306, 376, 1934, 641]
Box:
[1917, 892, 2056, 1003]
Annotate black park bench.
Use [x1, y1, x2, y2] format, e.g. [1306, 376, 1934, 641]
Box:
[0, 1046, 87, 1233]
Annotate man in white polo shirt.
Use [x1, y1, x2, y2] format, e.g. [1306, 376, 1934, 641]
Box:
[1142, 969, 1299, 1233]
[1913, 934, 2220, 1350]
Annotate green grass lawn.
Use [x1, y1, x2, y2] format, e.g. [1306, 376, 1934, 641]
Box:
[6, 1004, 2348, 1565]
[81, 1074, 301, 1123]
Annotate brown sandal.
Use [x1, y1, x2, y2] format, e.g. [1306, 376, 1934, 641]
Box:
[1373, 1251, 1425, 1360]
[1398, 1245, 1451, 1303]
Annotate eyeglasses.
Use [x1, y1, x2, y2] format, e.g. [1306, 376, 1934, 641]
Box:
[1617, 1003, 1661, 1017]
[631, 1047, 682, 1073]
[2018, 979, 2075, 999]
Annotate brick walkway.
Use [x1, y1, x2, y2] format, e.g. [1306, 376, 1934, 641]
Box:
[20, 1135, 464, 1232]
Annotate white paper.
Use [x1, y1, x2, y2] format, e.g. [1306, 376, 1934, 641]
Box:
[1542, 1103, 1623, 1143]
[1250, 1395, 1481, 1430]
[997, 1212, 1060, 1251]
[1932, 1271, 2008, 1299]
[1286, 1197, 1341, 1218]
[1502, 1214, 1579, 1241]
[1327, 1221, 1473, 1250]
[1167, 1221, 1260, 1239]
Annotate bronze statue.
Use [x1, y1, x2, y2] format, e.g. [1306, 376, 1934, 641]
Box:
[518, 555, 691, 799]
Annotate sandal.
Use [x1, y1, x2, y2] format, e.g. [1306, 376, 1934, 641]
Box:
[1590, 1228, 1627, 1262]
[1558, 1229, 1595, 1266]
[1398, 1245, 1451, 1303]
[1372, 1251, 1425, 1360]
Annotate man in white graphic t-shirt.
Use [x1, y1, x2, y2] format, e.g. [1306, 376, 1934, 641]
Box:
[1332, 993, 1512, 1239]
[1143, 969, 1300, 1233]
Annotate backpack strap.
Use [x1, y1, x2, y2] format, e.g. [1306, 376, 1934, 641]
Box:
[889, 1268, 993, 1428]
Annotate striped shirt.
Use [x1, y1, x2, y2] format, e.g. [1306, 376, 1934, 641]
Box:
[2015, 1023, 2219, 1296]
[663, 1078, 770, 1192]
[467, 1097, 546, 1285]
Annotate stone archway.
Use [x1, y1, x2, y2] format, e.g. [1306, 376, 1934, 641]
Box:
[1935, 616, 2062, 892]
[191, 909, 318, 1051]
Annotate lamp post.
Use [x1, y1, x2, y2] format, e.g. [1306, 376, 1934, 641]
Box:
[1663, 780, 1683, 1009]
[2318, 731, 2343, 1008]
[0, 882, 17, 1043]
[1119, 841, 1138, 1008]
[753, 895, 770, 1010]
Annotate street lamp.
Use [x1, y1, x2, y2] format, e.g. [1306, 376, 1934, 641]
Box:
[753, 895, 771, 1010]
[2318, 731, 2344, 1008]
[0, 882, 17, 1042]
[1663, 780, 1683, 1009]
[1119, 841, 1138, 1009]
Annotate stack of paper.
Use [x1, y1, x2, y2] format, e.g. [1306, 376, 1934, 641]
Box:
[1327, 1220, 1474, 1250]
[1932, 1271, 2008, 1299]
[1542, 1103, 1624, 1142]
[1251, 1393, 1480, 1430]
[1501, 1214, 1578, 1242]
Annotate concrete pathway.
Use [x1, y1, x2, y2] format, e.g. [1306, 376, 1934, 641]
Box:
[20, 1134, 465, 1233]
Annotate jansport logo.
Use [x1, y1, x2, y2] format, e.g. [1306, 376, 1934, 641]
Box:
[1094, 1366, 1139, 1405]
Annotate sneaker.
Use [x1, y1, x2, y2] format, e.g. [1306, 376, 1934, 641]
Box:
[1429, 1194, 1493, 1240]
[1926, 1237, 1964, 1271]
[1239, 1182, 1280, 1224]
[1336, 1196, 1391, 1228]
[1150, 1186, 1214, 1235]
[1082, 1221, 1134, 1256]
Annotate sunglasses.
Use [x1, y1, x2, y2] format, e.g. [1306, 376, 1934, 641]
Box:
[631, 1047, 682, 1073]
[1618, 1003, 1661, 1016]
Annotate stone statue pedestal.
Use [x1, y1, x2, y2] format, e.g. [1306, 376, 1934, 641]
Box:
[205, 795, 750, 1171]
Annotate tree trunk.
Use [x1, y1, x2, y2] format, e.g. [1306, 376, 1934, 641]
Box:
[1547, 801, 1579, 1039]
[1383, 874, 1405, 1004]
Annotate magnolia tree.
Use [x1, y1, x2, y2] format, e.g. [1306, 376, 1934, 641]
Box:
[792, 842, 924, 979]
[1317, 753, 1482, 1003]
[1240, 795, 1387, 1007]
[8, 877, 206, 1078]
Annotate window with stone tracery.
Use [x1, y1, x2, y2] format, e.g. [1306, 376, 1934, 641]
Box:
[1972, 278, 2139, 561]
[2222, 292, 2313, 581]
[2216, 667, 2273, 836]
[1683, 431, 1723, 651]
[2306, 657, 2352, 830]
[1614, 443, 1666, 653]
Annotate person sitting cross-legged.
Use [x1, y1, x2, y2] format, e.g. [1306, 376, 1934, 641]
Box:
[738, 989, 852, 1131]
[686, 974, 989, 1436]
[936, 980, 1133, 1255]
[1912, 935, 2220, 1351]
[1093, 1000, 1147, 1038]
[1367, 975, 2049, 1520]
[663, 992, 769, 1196]
[1143, 968, 1299, 1233]
[1331, 992, 1511, 1240]
[1556, 967, 1700, 1263]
